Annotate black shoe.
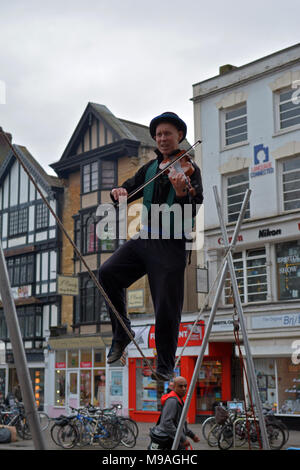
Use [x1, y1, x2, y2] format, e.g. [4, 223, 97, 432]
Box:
[107, 331, 135, 364]
[151, 370, 174, 382]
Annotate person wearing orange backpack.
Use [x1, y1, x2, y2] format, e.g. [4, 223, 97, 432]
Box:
[149, 376, 200, 450]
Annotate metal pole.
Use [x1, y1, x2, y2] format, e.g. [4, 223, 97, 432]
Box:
[0, 242, 47, 450]
[172, 189, 251, 450]
[213, 186, 270, 450]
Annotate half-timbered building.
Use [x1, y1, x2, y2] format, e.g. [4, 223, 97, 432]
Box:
[0, 136, 63, 409]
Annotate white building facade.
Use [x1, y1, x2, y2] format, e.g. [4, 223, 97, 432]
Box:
[193, 43, 300, 421]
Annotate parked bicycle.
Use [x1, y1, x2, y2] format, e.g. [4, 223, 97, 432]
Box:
[50, 404, 138, 450]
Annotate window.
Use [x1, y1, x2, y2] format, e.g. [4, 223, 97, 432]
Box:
[223, 104, 247, 147]
[276, 240, 300, 300]
[76, 274, 109, 324]
[84, 216, 97, 253]
[226, 169, 250, 223]
[35, 203, 49, 230]
[74, 217, 81, 251]
[0, 305, 43, 340]
[281, 155, 300, 211]
[278, 88, 300, 130]
[81, 212, 117, 254]
[7, 254, 34, 287]
[225, 248, 267, 304]
[101, 160, 115, 189]
[82, 160, 116, 193]
[8, 207, 28, 236]
[17, 306, 42, 339]
[83, 162, 98, 194]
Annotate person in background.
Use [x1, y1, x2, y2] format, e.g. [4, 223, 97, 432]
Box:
[149, 376, 200, 449]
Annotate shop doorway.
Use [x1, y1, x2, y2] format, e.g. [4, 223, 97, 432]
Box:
[66, 371, 79, 409]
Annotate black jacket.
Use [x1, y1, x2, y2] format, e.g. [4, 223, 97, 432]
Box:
[113, 149, 203, 238]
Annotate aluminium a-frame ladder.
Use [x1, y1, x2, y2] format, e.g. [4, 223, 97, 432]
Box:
[172, 186, 270, 450]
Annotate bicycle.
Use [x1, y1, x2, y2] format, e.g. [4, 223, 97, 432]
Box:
[56, 407, 122, 449]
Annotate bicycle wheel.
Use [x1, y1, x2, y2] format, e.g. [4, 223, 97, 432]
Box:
[98, 421, 122, 449]
[218, 424, 234, 450]
[266, 423, 285, 450]
[50, 422, 63, 446]
[201, 416, 216, 441]
[77, 421, 94, 447]
[207, 423, 222, 447]
[119, 417, 139, 439]
[120, 422, 136, 448]
[234, 420, 247, 447]
[57, 422, 79, 449]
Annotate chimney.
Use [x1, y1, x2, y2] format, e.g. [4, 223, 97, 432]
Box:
[219, 64, 237, 75]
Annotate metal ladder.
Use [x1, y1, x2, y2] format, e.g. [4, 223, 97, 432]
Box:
[172, 186, 270, 450]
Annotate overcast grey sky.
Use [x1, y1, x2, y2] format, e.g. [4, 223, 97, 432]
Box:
[0, 0, 299, 175]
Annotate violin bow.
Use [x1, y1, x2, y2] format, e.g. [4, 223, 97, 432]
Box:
[114, 139, 202, 207]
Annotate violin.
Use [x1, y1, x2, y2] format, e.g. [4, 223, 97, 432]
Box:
[159, 150, 196, 196]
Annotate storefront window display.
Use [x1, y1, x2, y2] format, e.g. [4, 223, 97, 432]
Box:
[196, 360, 222, 413]
[135, 359, 180, 412]
[136, 359, 159, 412]
[276, 240, 300, 300]
[8, 367, 44, 409]
[277, 358, 300, 415]
[254, 358, 300, 415]
[80, 369, 91, 406]
[55, 370, 66, 406]
[94, 370, 106, 408]
[54, 349, 106, 408]
[254, 358, 277, 407]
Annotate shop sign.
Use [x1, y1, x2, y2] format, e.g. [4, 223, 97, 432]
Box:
[258, 228, 281, 238]
[212, 319, 234, 332]
[218, 235, 243, 245]
[148, 321, 205, 349]
[127, 289, 144, 308]
[80, 361, 92, 368]
[55, 362, 66, 368]
[252, 313, 300, 329]
[57, 275, 79, 296]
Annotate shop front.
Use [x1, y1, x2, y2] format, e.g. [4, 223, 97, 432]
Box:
[127, 321, 233, 423]
[0, 350, 45, 409]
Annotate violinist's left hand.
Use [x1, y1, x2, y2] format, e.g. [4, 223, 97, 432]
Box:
[168, 171, 189, 197]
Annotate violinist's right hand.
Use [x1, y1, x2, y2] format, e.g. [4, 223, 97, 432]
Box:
[111, 187, 128, 201]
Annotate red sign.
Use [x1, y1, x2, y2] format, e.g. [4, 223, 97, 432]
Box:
[80, 361, 92, 368]
[55, 362, 66, 369]
[148, 321, 205, 349]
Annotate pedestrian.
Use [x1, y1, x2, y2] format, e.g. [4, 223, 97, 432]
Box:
[149, 376, 200, 449]
[99, 112, 203, 381]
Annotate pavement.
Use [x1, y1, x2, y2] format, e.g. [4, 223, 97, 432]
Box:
[1, 421, 300, 453]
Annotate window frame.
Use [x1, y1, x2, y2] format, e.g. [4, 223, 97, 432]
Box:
[278, 154, 300, 213]
[225, 168, 251, 224]
[74, 273, 110, 325]
[35, 202, 49, 230]
[221, 102, 248, 150]
[8, 206, 28, 237]
[224, 248, 268, 305]
[81, 159, 117, 194]
[7, 253, 35, 288]
[274, 86, 300, 134]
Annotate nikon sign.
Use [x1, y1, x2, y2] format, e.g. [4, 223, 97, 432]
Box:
[258, 228, 281, 238]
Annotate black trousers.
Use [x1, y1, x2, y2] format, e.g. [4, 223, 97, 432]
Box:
[98, 237, 187, 374]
